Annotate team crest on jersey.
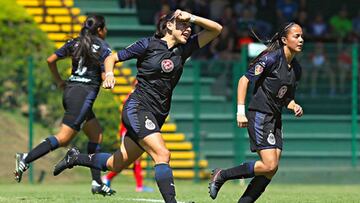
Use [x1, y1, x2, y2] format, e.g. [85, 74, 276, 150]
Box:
[267, 132, 276, 145]
[145, 118, 156, 130]
[254, 64, 264, 75]
[161, 59, 174, 73]
[277, 86, 288, 98]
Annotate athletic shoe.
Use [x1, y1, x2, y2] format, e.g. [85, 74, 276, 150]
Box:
[91, 180, 116, 196]
[208, 168, 225, 200]
[135, 186, 154, 192]
[14, 153, 29, 183]
[101, 176, 111, 187]
[53, 147, 80, 176]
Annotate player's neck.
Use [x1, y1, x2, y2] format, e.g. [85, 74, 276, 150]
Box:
[283, 46, 295, 67]
[161, 35, 177, 49]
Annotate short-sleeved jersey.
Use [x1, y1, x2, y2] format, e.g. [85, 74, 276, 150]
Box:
[117, 35, 199, 116]
[245, 48, 301, 115]
[55, 37, 112, 87]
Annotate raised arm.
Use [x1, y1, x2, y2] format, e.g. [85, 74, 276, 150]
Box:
[175, 10, 222, 48]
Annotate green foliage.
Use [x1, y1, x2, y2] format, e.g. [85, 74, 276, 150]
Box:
[0, 1, 120, 151]
[0, 1, 69, 124]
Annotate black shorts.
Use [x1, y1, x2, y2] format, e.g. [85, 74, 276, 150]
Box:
[122, 97, 166, 142]
[62, 83, 99, 131]
[247, 110, 283, 152]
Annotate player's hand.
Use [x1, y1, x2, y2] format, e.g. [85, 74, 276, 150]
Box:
[102, 75, 115, 89]
[174, 9, 191, 22]
[237, 114, 248, 128]
[294, 104, 303, 117]
[56, 80, 66, 90]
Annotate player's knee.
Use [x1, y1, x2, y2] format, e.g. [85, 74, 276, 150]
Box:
[264, 162, 278, 174]
[155, 148, 171, 163]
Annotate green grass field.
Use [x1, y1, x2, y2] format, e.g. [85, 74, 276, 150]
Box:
[1, 178, 360, 203]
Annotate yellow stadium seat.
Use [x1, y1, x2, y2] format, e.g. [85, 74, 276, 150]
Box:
[26, 8, 43, 15]
[47, 33, 68, 41]
[122, 68, 132, 76]
[47, 8, 69, 15]
[55, 42, 64, 49]
[16, 0, 39, 6]
[78, 15, 87, 24]
[61, 24, 81, 32]
[40, 24, 60, 32]
[161, 123, 177, 132]
[112, 86, 133, 94]
[54, 16, 71, 23]
[115, 76, 128, 85]
[71, 8, 81, 15]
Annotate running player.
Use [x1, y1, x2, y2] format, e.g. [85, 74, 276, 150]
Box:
[102, 79, 154, 192]
[14, 15, 115, 196]
[209, 22, 304, 203]
[53, 9, 222, 203]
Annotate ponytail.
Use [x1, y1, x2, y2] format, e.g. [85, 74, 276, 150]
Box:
[73, 15, 105, 66]
[154, 11, 175, 38]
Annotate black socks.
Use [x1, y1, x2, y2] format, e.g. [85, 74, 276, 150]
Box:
[154, 163, 177, 203]
[25, 136, 59, 164]
[238, 175, 271, 203]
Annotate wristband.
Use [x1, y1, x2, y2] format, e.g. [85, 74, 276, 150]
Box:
[189, 15, 196, 23]
[105, 72, 114, 77]
[237, 104, 245, 116]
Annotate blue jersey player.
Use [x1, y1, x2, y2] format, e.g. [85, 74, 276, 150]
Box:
[14, 15, 115, 196]
[53, 9, 222, 203]
[209, 22, 304, 203]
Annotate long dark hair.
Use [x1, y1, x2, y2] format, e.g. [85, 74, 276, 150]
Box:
[250, 22, 297, 64]
[73, 15, 105, 65]
[154, 11, 175, 38]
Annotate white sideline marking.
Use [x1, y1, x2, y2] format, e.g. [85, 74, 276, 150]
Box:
[119, 198, 186, 203]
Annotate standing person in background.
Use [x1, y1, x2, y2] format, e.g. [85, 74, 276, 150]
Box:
[209, 22, 304, 203]
[53, 9, 222, 203]
[102, 79, 154, 193]
[14, 15, 115, 196]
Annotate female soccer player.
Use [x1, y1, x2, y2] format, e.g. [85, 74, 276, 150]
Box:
[14, 15, 115, 196]
[209, 22, 304, 203]
[53, 9, 222, 203]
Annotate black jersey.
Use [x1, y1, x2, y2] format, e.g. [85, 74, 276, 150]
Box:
[117, 35, 199, 116]
[245, 48, 302, 115]
[55, 37, 112, 87]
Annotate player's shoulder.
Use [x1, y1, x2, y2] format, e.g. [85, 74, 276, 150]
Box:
[258, 50, 280, 66]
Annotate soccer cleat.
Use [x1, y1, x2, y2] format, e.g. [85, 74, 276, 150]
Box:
[91, 180, 116, 196]
[14, 153, 29, 183]
[53, 147, 80, 176]
[208, 168, 225, 200]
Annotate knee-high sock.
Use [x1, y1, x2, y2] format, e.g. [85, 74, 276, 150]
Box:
[220, 161, 256, 181]
[133, 159, 143, 188]
[87, 142, 102, 184]
[73, 153, 111, 171]
[25, 136, 59, 164]
[154, 163, 176, 203]
[238, 175, 271, 203]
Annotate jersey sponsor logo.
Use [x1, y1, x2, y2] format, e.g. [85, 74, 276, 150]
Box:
[277, 85, 288, 99]
[267, 132, 276, 145]
[145, 118, 156, 130]
[255, 64, 264, 75]
[161, 59, 174, 73]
